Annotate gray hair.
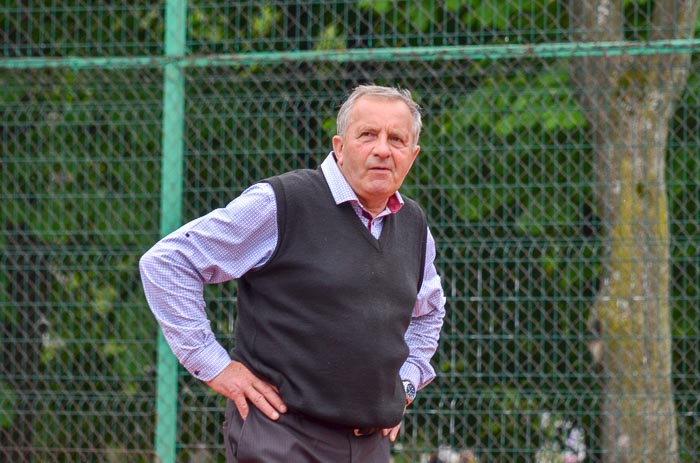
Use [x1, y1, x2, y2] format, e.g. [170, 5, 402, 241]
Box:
[336, 85, 422, 147]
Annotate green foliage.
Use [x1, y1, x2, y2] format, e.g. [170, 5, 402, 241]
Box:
[0, 1, 162, 57]
[0, 381, 17, 429]
[0, 63, 161, 460]
[359, 0, 392, 15]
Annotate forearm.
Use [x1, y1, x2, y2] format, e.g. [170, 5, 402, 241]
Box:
[139, 246, 231, 381]
[400, 309, 444, 390]
[401, 227, 446, 390]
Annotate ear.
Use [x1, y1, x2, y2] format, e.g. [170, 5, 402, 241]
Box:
[411, 145, 420, 163]
[332, 135, 344, 165]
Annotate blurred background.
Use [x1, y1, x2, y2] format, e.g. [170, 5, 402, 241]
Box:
[1, 1, 698, 462]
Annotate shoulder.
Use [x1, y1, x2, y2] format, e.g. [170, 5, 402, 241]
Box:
[261, 168, 322, 186]
[398, 194, 427, 226]
[223, 182, 276, 215]
[262, 168, 327, 199]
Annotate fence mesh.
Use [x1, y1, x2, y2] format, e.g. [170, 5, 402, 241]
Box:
[1, 2, 698, 463]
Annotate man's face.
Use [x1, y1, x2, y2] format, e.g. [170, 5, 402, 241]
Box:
[332, 96, 420, 212]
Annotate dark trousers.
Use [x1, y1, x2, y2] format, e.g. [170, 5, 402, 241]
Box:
[223, 401, 391, 463]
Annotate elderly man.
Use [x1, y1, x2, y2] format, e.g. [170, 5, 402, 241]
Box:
[140, 84, 446, 462]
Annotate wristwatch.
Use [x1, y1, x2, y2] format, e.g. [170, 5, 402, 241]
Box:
[402, 380, 416, 405]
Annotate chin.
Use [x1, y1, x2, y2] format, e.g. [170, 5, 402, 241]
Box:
[365, 187, 395, 198]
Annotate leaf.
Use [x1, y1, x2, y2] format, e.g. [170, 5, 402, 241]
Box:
[315, 25, 346, 51]
[0, 383, 17, 429]
[445, 0, 469, 12]
[252, 6, 280, 38]
[359, 0, 392, 14]
[408, 3, 431, 32]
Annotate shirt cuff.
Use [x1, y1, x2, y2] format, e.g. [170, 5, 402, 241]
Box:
[399, 362, 423, 391]
[182, 341, 232, 382]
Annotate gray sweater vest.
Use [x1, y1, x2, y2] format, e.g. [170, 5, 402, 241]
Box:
[231, 168, 427, 428]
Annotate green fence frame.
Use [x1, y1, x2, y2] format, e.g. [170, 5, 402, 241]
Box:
[155, 1, 187, 462]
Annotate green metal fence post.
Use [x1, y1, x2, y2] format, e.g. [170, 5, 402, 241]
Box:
[156, 0, 187, 462]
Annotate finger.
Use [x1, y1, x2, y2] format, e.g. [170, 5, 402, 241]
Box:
[233, 396, 250, 421]
[247, 386, 282, 420]
[253, 381, 287, 414]
[389, 423, 402, 442]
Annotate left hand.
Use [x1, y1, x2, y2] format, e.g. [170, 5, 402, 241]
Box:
[382, 397, 411, 442]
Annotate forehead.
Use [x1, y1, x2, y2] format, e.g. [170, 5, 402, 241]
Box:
[348, 96, 413, 130]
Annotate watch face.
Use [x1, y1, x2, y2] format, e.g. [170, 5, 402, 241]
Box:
[403, 380, 416, 400]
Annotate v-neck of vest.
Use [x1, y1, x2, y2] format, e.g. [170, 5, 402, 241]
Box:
[346, 203, 389, 250]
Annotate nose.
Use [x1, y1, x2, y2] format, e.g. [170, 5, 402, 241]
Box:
[373, 135, 392, 157]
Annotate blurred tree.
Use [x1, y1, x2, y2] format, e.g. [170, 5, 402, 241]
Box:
[568, 1, 699, 462]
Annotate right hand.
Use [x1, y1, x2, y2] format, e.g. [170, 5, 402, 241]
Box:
[206, 360, 287, 421]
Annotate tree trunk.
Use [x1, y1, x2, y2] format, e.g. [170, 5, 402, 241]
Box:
[592, 90, 677, 462]
[568, 1, 698, 461]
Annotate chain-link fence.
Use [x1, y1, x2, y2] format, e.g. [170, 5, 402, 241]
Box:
[1, 2, 698, 462]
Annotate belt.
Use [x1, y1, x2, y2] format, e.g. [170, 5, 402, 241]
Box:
[290, 411, 380, 437]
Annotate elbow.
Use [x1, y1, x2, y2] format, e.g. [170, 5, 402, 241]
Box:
[138, 246, 161, 281]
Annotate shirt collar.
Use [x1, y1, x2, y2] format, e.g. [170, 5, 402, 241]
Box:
[320, 152, 404, 215]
